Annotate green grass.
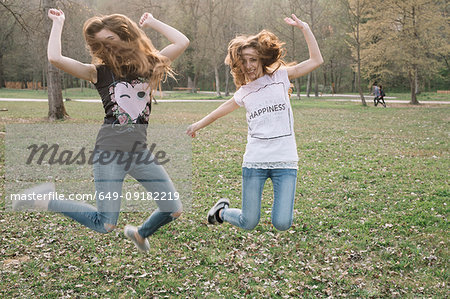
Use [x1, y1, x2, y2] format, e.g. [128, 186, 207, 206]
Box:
[1, 88, 449, 102]
[0, 88, 99, 99]
[0, 88, 227, 101]
[381, 91, 450, 102]
[0, 99, 449, 297]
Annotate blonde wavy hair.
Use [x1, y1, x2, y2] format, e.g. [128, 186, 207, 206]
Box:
[83, 14, 174, 89]
[225, 30, 289, 89]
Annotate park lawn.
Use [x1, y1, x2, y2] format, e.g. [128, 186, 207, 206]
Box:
[0, 88, 99, 99]
[0, 88, 226, 101]
[0, 99, 448, 297]
[1, 88, 450, 102]
[0, 88, 225, 100]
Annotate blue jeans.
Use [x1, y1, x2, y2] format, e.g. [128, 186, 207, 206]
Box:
[222, 167, 297, 231]
[48, 150, 182, 238]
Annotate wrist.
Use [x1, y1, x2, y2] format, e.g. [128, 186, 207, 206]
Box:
[52, 20, 64, 27]
[299, 25, 311, 32]
[142, 18, 160, 29]
[193, 122, 201, 132]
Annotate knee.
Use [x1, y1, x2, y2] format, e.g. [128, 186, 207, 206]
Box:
[241, 217, 259, 231]
[171, 208, 183, 219]
[272, 218, 292, 231]
[103, 223, 117, 233]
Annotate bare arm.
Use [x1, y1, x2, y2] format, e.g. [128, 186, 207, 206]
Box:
[139, 13, 190, 62]
[186, 98, 240, 138]
[47, 9, 97, 83]
[284, 14, 323, 80]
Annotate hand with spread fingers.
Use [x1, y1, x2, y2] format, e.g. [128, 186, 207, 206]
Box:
[284, 14, 310, 31]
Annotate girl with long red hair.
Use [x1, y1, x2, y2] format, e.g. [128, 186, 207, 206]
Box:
[187, 14, 323, 231]
[13, 8, 189, 253]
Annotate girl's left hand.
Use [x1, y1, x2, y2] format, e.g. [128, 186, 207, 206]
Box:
[284, 14, 310, 31]
[139, 12, 156, 28]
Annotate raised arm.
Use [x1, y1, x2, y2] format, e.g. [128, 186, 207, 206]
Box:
[139, 13, 190, 62]
[284, 14, 323, 80]
[47, 9, 97, 83]
[186, 98, 240, 138]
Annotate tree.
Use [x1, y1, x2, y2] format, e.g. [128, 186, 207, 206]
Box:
[340, 0, 371, 106]
[43, 0, 68, 120]
[0, 0, 30, 88]
[0, 15, 15, 88]
[59, 1, 94, 91]
[361, 0, 448, 104]
[200, 0, 245, 96]
[295, 0, 324, 97]
[202, 0, 224, 96]
[179, 0, 207, 92]
[270, 0, 307, 99]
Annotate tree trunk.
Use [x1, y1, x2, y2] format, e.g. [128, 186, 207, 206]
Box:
[415, 70, 420, 94]
[43, 0, 68, 120]
[306, 73, 311, 97]
[409, 7, 419, 104]
[42, 66, 46, 89]
[295, 78, 300, 99]
[337, 74, 342, 93]
[357, 59, 366, 105]
[47, 63, 68, 120]
[314, 71, 319, 97]
[224, 65, 230, 96]
[355, 6, 366, 106]
[187, 76, 195, 93]
[0, 53, 5, 88]
[409, 68, 419, 105]
[193, 71, 199, 93]
[352, 71, 356, 93]
[214, 66, 221, 97]
[330, 60, 335, 94]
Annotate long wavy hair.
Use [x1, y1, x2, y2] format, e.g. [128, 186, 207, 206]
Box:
[225, 30, 289, 89]
[83, 14, 173, 89]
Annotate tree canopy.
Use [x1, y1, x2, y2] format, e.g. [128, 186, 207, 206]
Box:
[1, 0, 448, 104]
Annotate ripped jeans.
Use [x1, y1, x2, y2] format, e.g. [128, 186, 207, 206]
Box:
[48, 150, 182, 238]
[221, 167, 297, 231]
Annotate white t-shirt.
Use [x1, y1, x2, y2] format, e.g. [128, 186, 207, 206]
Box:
[233, 69, 298, 168]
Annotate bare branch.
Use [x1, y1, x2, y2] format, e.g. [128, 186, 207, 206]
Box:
[0, 1, 29, 33]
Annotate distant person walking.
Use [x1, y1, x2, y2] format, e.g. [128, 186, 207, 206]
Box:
[187, 14, 323, 231]
[372, 82, 380, 106]
[376, 85, 387, 107]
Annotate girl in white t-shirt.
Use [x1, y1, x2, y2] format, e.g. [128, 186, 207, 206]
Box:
[186, 14, 323, 231]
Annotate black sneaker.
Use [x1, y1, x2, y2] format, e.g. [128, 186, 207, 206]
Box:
[207, 198, 230, 224]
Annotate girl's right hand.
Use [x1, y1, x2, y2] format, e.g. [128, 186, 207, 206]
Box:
[186, 124, 197, 138]
[48, 8, 65, 24]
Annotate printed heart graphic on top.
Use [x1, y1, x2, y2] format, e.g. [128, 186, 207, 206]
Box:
[114, 81, 150, 122]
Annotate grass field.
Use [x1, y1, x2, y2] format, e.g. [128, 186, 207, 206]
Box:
[0, 98, 448, 297]
[1, 88, 450, 102]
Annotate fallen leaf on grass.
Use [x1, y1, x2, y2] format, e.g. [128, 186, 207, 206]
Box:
[2, 255, 30, 267]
